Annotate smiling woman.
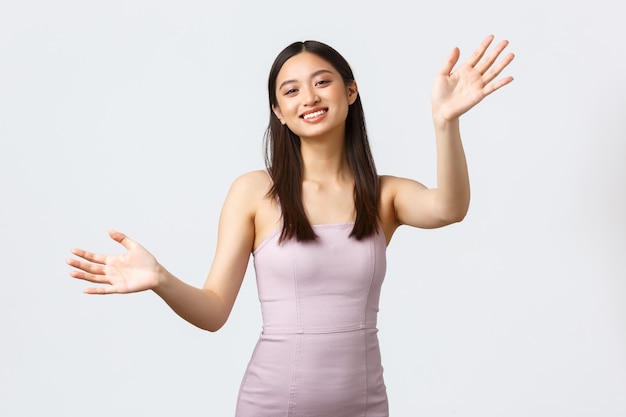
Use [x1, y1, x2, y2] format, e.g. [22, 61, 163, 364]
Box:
[273, 57, 355, 137]
[67, 37, 514, 416]
[265, 41, 378, 244]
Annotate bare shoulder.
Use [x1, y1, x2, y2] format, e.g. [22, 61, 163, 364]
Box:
[229, 170, 280, 250]
[231, 169, 272, 192]
[231, 170, 273, 199]
[380, 174, 427, 192]
[220, 170, 271, 218]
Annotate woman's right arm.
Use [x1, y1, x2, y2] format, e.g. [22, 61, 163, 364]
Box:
[68, 173, 259, 332]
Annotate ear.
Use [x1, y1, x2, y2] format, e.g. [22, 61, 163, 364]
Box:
[272, 105, 286, 125]
[346, 81, 359, 105]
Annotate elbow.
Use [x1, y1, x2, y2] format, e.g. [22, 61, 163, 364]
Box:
[205, 325, 223, 333]
[198, 289, 231, 332]
[439, 211, 467, 226]
[447, 205, 469, 223]
[450, 211, 468, 224]
[203, 312, 230, 332]
[435, 201, 469, 226]
[201, 319, 227, 333]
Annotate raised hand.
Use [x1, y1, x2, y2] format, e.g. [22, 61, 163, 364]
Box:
[430, 35, 514, 123]
[68, 230, 162, 294]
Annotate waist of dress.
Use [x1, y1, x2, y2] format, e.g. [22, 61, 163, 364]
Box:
[261, 322, 378, 335]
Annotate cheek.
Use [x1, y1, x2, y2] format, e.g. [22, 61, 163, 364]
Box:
[276, 99, 297, 116]
[334, 94, 352, 116]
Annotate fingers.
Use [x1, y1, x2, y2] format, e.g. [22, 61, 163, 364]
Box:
[67, 256, 105, 274]
[69, 230, 131, 294]
[466, 34, 495, 68]
[67, 246, 109, 284]
[484, 74, 514, 96]
[70, 247, 107, 264]
[446, 35, 513, 83]
[83, 286, 119, 295]
[475, 39, 510, 75]
[465, 35, 513, 77]
[68, 258, 120, 294]
[466, 35, 514, 95]
[67, 258, 109, 281]
[482, 52, 515, 86]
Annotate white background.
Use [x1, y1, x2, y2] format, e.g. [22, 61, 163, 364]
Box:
[1, 0, 624, 416]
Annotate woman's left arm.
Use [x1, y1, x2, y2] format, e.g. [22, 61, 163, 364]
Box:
[388, 35, 514, 230]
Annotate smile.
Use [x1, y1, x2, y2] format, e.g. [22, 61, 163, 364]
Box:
[301, 109, 327, 120]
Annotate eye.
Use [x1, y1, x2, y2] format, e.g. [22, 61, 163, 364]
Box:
[283, 88, 298, 96]
[315, 79, 330, 87]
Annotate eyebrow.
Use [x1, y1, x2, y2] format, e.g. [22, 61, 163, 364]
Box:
[278, 69, 335, 90]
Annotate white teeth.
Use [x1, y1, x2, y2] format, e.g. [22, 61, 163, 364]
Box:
[303, 109, 326, 120]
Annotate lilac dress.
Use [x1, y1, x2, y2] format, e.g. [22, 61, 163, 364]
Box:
[235, 222, 389, 417]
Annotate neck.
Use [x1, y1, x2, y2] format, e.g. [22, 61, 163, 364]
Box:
[299, 133, 352, 183]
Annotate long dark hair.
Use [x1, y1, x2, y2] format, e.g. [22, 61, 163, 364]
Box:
[264, 40, 379, 242]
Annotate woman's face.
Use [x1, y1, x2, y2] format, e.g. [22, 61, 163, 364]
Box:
[272, 51, 358, 141]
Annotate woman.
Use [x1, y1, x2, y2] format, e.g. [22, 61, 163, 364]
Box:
[68, 36, 514, 416]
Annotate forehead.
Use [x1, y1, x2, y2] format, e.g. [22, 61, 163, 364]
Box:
[276, 52, 337, 83]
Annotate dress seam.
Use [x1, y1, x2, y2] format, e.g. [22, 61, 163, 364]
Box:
[362, 328, 368, 417]
[288, 240, 301, 415]
[363, 231, 377, 332]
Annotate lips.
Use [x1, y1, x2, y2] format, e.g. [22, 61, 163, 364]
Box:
[301, 108, 328, 120]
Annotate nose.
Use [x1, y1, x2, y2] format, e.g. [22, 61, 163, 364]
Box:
[302, 86, 319, 105]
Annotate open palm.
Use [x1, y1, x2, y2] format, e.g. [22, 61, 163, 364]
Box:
[68, 230, 161, 294]
[431, 35, 514, 122]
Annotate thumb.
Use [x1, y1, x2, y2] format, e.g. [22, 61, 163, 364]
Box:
[438, 47, 460, 76]
[108, 229, 135, 250]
